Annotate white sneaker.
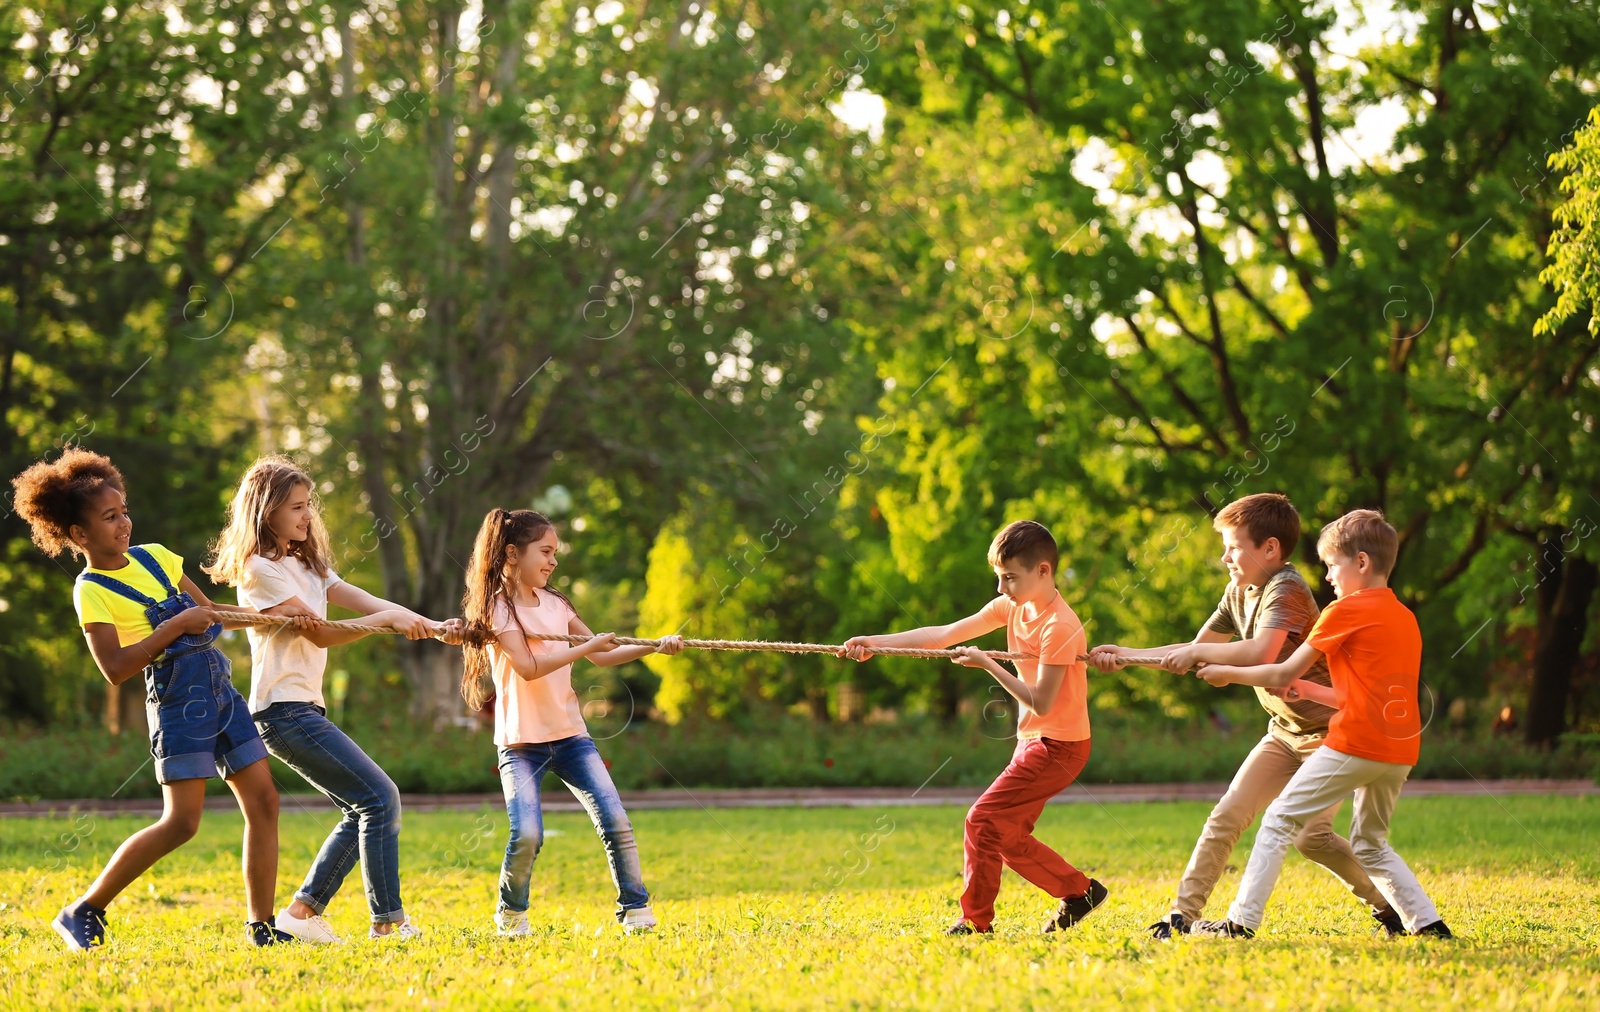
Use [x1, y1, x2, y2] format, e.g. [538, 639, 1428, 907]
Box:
[494, 910, 531, 937]
[370, 918, 422, 940]
[621, 906, 657, 933]
[275, 906, 342, 944]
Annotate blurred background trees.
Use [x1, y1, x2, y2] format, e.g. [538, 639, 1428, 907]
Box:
[4, 0, 1598, 753]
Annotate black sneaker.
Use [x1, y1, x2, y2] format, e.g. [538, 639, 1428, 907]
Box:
[1148, 912, 1188, 940]
[1374, 908, 1407, 937]
[945, 920, 992, 936]
[1412, 919, 1454, 938]
[1190, 918, 1254, 939]
[52, 900, 108, 951]
[1044, 878, 1109, 933]
[249, 917, 297, 947]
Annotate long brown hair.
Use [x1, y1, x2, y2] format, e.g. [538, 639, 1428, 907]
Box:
[205, 455, 333, 585]
[459, 507, 574, 710]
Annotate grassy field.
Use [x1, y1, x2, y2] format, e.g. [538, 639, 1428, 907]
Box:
[1, 795, 1597, 1009]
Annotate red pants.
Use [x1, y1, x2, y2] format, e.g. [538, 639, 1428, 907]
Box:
[960, 736, 1092, 930]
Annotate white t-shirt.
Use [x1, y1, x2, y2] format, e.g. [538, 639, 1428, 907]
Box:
[487, 590, 587, 746]
[237, 554, 344, 713]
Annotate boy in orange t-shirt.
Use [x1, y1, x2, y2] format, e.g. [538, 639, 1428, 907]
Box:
[841, 520, 1101, 935]
[1186, 510, 1452, 939]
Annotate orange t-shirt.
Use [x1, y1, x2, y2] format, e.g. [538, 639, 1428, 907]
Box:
[977, 591, 1090, 742]
[486, 590, 588, 747]
[1305, 587, 1423, 766]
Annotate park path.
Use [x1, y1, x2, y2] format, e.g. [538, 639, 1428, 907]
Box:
[1, 779, 1593, 819]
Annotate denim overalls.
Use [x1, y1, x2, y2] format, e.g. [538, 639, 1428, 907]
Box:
[78, 546, 267, 783]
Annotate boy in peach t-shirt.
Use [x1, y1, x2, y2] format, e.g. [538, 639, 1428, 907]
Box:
[1187, 510, 1453, 939]
[842, 520, 1102, 935]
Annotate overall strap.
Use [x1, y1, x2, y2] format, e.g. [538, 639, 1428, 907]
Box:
[125, 546, 179, 599]
[76, 571, 159, 607]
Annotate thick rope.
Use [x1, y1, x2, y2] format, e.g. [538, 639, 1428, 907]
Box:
[210, 608, 1168, 666]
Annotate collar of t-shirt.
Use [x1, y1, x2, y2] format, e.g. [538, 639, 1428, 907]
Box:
[1238, 565, 1297, 636]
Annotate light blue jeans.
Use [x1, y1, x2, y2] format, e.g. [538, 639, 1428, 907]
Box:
[497, 734, 649, 921]
[254, 701, 406, 924]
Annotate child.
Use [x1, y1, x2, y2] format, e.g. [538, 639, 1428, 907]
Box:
[12, 448, 298, 949]
[1087, 494, 1403, 939]
[841, 520, 1102, 935]
[453, 508, 683, 936]
[206, 455, 442, 942]
[1186, 509, 1452, 938]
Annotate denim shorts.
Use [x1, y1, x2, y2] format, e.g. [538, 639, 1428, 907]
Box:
[145, 643, 267, 783]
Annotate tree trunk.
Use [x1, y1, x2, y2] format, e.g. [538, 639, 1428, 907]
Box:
[933, 669, 962, 724]
[399, 640, 467, 728]
[806, 686, 830, 722]
[101, 678, 147, 737]
[1524, 530, 1599, 746]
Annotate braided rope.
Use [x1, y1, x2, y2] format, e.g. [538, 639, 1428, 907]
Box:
[213, 609, 401, 636]
[211, 608, 1170, 666]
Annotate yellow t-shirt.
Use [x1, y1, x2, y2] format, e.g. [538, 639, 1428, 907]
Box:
[73, 544, 186, 646]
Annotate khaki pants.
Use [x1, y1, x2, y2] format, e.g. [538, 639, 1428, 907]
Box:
[1172, 732, 1389, 920]
[1227, 746, 1440, 931]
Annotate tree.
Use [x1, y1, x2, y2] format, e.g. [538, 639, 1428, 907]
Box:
[1, 1, 334, 723]
[846, 0, 1600, 731]
[252, 0, 873, 722]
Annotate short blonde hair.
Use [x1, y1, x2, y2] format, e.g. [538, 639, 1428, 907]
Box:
[1316, 509, 1398, 577]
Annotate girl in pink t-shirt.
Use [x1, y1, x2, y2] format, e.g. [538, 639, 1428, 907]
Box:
[454, 508, 682, 936]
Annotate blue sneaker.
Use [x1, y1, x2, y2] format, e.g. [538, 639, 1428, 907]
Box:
[248, 918, 297, 947]
[53, 900, 108, 951]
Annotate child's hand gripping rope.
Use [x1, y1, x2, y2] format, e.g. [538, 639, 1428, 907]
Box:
[219, 611, 1032, 662]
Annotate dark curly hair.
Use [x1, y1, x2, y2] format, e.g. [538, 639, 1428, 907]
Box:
[11, 448, 126, 557]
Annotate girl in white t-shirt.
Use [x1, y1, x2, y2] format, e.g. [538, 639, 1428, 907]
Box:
[453, 507, 682, 936]
[206, 455, 447, 943]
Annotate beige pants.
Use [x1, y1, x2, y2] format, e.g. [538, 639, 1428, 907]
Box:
[1172, 732, 1389, 920]
[1227, 746, 1440, 931]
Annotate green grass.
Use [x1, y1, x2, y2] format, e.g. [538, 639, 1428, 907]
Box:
[1, 796, 1597, 1009]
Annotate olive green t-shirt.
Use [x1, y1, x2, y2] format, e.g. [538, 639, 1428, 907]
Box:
[1203, 564, 1336, 740]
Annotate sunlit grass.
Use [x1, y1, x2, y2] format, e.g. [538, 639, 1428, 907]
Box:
[2, 795, 1596, 1008]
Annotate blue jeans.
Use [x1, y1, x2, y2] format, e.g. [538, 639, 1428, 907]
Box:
[497, 735, 649, 920]
[145, 644, 266, 784]
[254, 702, 406, 924]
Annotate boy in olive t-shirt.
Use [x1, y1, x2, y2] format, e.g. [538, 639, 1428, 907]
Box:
[1088, 494, 1404, 939]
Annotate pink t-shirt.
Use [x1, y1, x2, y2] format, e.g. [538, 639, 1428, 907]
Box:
[977, 591, 1090, 742]
[487, 590, 587, 746]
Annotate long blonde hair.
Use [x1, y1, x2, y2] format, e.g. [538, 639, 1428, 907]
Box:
[206, 455, 334, 585]
[458, 507, 572, 710]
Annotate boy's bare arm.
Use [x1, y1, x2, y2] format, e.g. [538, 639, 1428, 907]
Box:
[1158, 627, 1290, 672]
[1089, 629, 1228, 670]
[951, 648, 1067, 715]
[1198, 641, 1322, 689]
[1279, 679, 1338, 708]
[840, 610, 1003, 661]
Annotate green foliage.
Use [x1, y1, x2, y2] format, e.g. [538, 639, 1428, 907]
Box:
[3, 1, 1599, 737]
[4, 715, 1593, 800]
[1540, 106, 1600, 338]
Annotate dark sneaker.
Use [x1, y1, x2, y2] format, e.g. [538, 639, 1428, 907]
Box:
[1374, 908, 1407, 937]
[944, 920, 992, 936]
[52, 900, 108, 951]
[1044, 878, 1109, 933]
[1148, 912, 1189, 940]
[1412, 919, 1454, 938]
[248, 918, 297, 947]
[1190, 918, 1255, 939]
